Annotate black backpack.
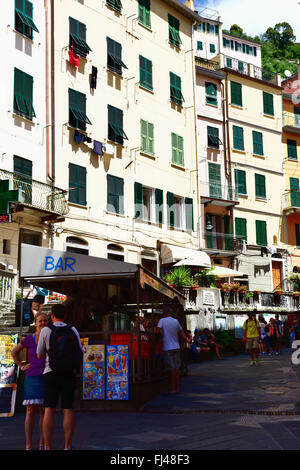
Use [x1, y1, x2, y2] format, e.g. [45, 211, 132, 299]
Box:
[48, 325, 82, 374]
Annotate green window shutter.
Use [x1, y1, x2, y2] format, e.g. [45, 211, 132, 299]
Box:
[242, 43, 246, 53]
[215, 25, 219, 35]
[171, 133, 184, 167]
[206, 213, 213, 248]
[138, 0, 151, 28]
[234, 169, 247, 195]
[207, 126, 220, 149]
[155, 189, 163, 224]
[290, 177, 300, 207]
[170, 72, 184, 105]
[235, 217, 247, 242]
[107, 0, 123, 13]
[208, 162, 222, 198]
[13, 155, 32, 204]
[107, 38, 127, 74]
[296, 224, 300, 248]
[68, 89, 91, 131]
[69, 163, 86, 206]
[15, 0, 39, 38]
[69, 17, 92, 57]
[255, 174, 266, 199]
[185, 198, 194, 231]
[167, 192, 175, 227]
[252, 131, 264, 156]
[139, 55, 153, 90]
[233, 125, 244, 151]
[210, 44, 215, 53]
[287, 139, 298, 160]
[107, 175, 124, 214]
[256, 220, 267, 246]
[223, 214, 232, 250]
[290, 177, 300, 191]
[134, 182, 143, 219]
[108, 105, 128, 144]
[205, 82, 217, 106]
[14, 68, 36, 120]
[238, 61, 244, 71]
[197, 41, 203, 50]
[263, 92, 274, 116]
[254, 47, 257, 56]
[231, 81, 242, 106]
[14, 156, 32, 178]
[168, 14, 181, 47]
[226, 58, 232, 68]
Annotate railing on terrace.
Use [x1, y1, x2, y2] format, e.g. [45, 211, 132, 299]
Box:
[0, 270, 17, 304]
[282, 190, 300, 211]
[221, 55, 278, 85]
[0, 169, 69, 217]
[203, 231, 244, 252]
[223, 55, 249, 76]
[220, 290, 299, 312]
[195, 56, 220, 71]
[253, 66, 278, 85]
[200, 180, 238, 202]
[283, 111, 300, 129]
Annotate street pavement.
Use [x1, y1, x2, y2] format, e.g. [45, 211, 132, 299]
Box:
[2, 349, 300, 451]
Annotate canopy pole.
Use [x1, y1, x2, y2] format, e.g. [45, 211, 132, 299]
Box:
[136, 270, 141, 381]
[19, 279, 24, 340]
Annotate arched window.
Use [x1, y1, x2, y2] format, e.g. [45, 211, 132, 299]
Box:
[107, 244, 124, 261]
[66, 236, 89, 255]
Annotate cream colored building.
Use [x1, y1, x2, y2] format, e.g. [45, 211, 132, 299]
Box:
[50, 0, 202, 275]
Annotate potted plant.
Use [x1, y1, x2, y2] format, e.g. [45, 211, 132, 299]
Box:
[220, 282, 232, 292]
[164, 266, 195, 289]
[194, 267, 217, 288]
[238, 285, 248, 293]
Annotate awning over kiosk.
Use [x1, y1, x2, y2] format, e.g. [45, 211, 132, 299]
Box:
[160, 244, 211, 268]
[20, 244, 185, 305]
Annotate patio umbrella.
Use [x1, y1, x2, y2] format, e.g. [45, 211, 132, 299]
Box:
[203, 266, 245, 278]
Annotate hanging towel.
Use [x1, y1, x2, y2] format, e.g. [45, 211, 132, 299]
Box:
[68, 48, 80, 68]
[260, 247, 269, 257]
[74, 130, 84, 144]
[83, 135, 92, 143]
[93, 140, 104, 155]
[91, 66, 98, 89]
[103, 143, 114, 155]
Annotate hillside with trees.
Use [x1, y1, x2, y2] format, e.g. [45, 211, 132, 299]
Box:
[223, 23, 300, 77]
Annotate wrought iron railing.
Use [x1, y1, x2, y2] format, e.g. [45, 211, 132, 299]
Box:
[223, 55, 249, 76]
[200, 180, 238, 202]
[283, 111, 300, 129]
[222, 55, 278, 85]
[282, 190, 300, 211]
[0, 169, 69, 216]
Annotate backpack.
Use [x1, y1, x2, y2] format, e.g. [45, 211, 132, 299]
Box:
[48, 325, 83, 374]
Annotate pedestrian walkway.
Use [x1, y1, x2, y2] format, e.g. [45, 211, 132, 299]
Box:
[2, 349, 300, 450]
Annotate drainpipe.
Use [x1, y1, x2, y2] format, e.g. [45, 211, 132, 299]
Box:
[45, 0, 50, 180]
[51, 0, 55, 183]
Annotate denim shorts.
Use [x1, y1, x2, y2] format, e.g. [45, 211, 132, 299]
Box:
[164, 349, 181, 371]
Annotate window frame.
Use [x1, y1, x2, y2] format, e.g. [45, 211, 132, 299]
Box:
[256, 220, 267, 246]
[15, 0, 39, 40]
[106, 0, 123, 13]
[68, 163, 87, 206]
[252, 130, 264, 156]
[255, 173, 266, 200]
[14, 68, 36, 120]
[68, 88, 92, 131]
[171, 133, 184, 167]
[233, 125, 244, 151]
[205, 82, 217, 106]
[287, 139, 298, 161]
[168, 14, 182, 48]
[69, 17, 92, 58]
[207, 126, 221, 149]
[170, 72, 184, 106]
[138, 0, 151, 28]
[107, 174, 124, 215]
[139, 55, 153, 91]
[108, 105, 128, 145]
[140, 119, 154, 155]
[231, 81, 242, 107]
[107, 37, 127, 75]
[263, 91, 274, 116]
[234, 169, 247, 196]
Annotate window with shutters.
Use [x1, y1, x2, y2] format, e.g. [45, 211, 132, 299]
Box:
[170, 72, 184, 106]
[166, 193, 193, 230]
[15, 0, 39, 39]
[69, 17, 92, 58]
[107, 38, 127, 75]
[139, 56, 153, 91]
[69, 163, 86, 206]
[134, 183, 156, 223]
[138, 0, 151, 28]
[263, 92, 274, 116]
[168, 14, 181, 48]
[140, 120, 154, 155]
[290, 177, 300, 208]
[14, 68, 36, 120]
[207, 126, 221, 149]
[210, 44, 216, 53]
[252, 131, 264, 156]
[231, 81, 242, 107]
[68, 89, 91, 131]
[197, 41, 203, 50]
[107, 174, 124, 214]
[255, 174, 266, 199]
[287, 139, 298, 160]
[171, 133, 184, 167]
[256, 220, 267, 246]
[235, 217, 247, 242]
[108, 105, 128, 145]
[233, 125, 244, 151]
[208, 163, 222, 198]
[13, 155, 32, 204]
[234, 169, 247, 196]
[106, 0, 122, 13]
[205, 82, 217, 106]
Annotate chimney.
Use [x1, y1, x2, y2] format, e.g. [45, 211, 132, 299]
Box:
[185, 0, 195, 11]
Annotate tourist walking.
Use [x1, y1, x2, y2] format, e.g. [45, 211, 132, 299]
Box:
[36, 304, 83, 450]
[258, 315, 269, 354]
[265, 318, 279, 355]
[274, 314, 284, 354]
[156, 306, 187, 394]
[11, 313, 49, 450]
[243, 313, 261, 366]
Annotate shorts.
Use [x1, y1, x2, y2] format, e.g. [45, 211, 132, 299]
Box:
[246, 337, 259, 350]
[163, 349, 181, 371]
[43, 371, 76, 409]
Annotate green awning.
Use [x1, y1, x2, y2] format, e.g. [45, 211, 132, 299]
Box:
[70, 108, 92, 125]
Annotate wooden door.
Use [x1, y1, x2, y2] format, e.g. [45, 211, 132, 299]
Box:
[272, 261, 282, 291]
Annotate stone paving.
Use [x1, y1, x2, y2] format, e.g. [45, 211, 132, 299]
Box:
[2, 349, 300, 450]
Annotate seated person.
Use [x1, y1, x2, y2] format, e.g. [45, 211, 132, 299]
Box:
[191, 329, 210, 356]
[200, 328, 222, 360]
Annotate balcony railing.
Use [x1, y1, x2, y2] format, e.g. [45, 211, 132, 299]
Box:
[253, 66, 278, 85]
[0, 270, 17, 304]
[222, 55, 278, 85]
[204, 231, 243, 252]
[195, 56, 220, 72]
[220, 290, 299, 312]
[283, 112, 300, 129]
[200, 180, 238, 203]
[282, 190, 300, 211]
[223, 55, 249, 76]
[0, 169, 69, 217]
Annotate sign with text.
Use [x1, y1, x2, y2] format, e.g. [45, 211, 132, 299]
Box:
[0, 335, 18, 417]
[106, 345, 129, 401]
[82, 345, 105, 400]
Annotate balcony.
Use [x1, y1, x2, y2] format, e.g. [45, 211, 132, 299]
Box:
[194, 56, 225, 80]
[0, 169, 69, 220]
[283, 112, 300, 134]
[200, 180, 239, 207]
[222, 55, 279, 86]
[282, 190, 300, 214]
[204, 231, 243, 255]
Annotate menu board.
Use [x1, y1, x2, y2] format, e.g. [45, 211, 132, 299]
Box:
[82, 345, 105, 400]
[0, 335, 18, 417]
[106, 345, 129, 401]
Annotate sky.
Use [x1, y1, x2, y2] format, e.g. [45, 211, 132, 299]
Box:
[195, 0, 300, 41]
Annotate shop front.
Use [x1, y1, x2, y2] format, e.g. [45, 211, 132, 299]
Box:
[19, 244, 186, 409]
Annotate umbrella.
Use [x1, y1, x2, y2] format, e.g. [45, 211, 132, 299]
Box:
[203, 266, 245, 278]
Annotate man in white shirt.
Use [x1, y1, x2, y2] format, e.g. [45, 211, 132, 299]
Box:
[156, 306, 187, 394]
[37, 303, 83, 450]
